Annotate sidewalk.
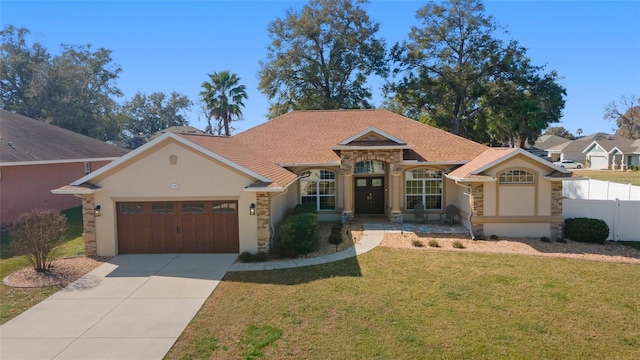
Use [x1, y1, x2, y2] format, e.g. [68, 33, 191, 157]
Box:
[229, 228, 385, 272]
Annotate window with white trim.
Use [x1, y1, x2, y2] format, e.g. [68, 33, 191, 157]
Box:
[405, 169, 443, 210]
[498, 170, 534, 184]
[300, 169, 336, 210]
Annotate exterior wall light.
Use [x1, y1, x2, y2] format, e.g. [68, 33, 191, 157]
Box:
[94, 205, 101, 217]
[249, 203, 256, 216]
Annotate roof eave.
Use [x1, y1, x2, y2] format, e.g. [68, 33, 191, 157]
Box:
[444, 174, 496, 182]
[331, 145, 415, 151]
[0, 157, 121, 167]
[51, 187, 102, 195]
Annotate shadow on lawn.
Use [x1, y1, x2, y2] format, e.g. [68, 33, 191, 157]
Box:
[223, 256, 363, 285]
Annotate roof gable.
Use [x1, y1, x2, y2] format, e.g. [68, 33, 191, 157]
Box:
[447, 148, 572, 181]
[70, 133, 296, 190]
[338, 126, 407, 145]
[0, 110, 128, 163]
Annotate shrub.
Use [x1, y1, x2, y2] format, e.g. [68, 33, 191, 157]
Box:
[452, 241, 465, 249]
[428, 240, 440, 248]
[280, 212, 318, 254]
[268, 240, 298, 259]
[11, 209, 67, 272]
[564, 217, 609, 243]
[474, 234, 485, 240]
[556, 237, 567, 243]
[489, 234, 499, 240]
[293, 204, 317, 215]
[237, 251, 269, 263]
[540, 236, 551, 243]
[328, 221, 343, 249]
[412, 239, 425, 247]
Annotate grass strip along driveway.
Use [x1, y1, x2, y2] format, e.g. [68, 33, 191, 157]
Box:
[167, 247, 640, 359]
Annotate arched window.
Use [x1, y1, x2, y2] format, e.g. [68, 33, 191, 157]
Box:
[354, 160, 386, 174]
[405, 169, 443, 210]
[300, 170, 336, 210]
[498, 170, 534, 184]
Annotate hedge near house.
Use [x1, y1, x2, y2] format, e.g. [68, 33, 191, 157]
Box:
[280, 211, 318, 255]
[564, 218, 609, 243]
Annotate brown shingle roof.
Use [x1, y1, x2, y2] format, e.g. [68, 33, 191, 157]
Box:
[233, 109, 487, 164]
[447, 148, 517, 179]
[0, 110, 128, 163]
[179, 134, 297, 189]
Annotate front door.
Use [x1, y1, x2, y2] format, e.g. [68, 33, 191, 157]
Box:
[354, 177, 385, 214]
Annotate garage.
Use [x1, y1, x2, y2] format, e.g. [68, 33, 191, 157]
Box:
[116, 200, 239, 254]
[589, 155, 608, 169]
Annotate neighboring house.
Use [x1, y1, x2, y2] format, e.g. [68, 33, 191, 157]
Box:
[0, 110, 129, 225]
[531, 135, 572, 161]
[546, 133, 614, 165]
[583, 137, 640, 170]
[54, 110, 579, 257]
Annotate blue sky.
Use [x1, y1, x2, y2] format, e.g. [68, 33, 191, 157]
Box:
[3, 0, 639, 137]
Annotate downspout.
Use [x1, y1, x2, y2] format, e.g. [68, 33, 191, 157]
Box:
[268, 187, 290, 248]
[454, 180, 475, 240]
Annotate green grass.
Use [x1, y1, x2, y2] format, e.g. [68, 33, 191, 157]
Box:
[575, 169, 640, 186]
[0, 206, 85, 324]
[167, 247, 640, 359]
[621, 241, 640, 251]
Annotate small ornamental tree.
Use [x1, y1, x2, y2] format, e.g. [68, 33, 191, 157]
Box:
[11, 209, 67, 272]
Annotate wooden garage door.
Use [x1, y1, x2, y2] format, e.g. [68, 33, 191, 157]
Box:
[117, 201, 239, 254]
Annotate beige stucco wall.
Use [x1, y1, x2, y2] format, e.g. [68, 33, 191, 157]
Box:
[484, 156, 554, 217]
[484, 223, 551, 238]
[91, 140, 258, 256]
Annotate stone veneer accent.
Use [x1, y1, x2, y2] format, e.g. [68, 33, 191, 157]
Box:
[339, 149, 403, 175]
[550, 182, 563, 239]
[471, 183, 484, 235]
[340, 149, 404, 222]
[256, 193, 271, 252]
[81, 195, 97, 257]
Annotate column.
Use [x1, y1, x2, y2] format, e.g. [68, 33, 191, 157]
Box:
[389, 173, 403, 223]
[342, 174, 353, 222]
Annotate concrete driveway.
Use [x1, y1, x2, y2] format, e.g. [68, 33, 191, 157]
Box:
[0, 254, 237, 360]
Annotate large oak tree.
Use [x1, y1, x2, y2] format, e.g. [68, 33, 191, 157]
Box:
[259, 0, 387, 118]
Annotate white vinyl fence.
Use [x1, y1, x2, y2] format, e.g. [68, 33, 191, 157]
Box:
[563, 179, 640, 200]
[563, 179, 640, 241]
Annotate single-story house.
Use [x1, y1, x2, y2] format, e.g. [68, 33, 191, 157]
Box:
[54, 110, 579, 256]
[583, 137, 640, 170]
[0, 110, 129, 225]
[546, 133, 614, 166]
[532, 134, 572, 162]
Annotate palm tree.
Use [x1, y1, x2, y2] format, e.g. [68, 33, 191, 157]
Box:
[200, 71, 247, 136]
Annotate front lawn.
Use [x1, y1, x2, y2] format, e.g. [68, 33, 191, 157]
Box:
[574, 169, 640, 186]
[0, 206, 85, 324]
[167, 247, 640, 359]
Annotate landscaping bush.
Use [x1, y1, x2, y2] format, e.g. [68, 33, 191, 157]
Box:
[237, 251, 269, 263]
[428, 240, 440, 248]
[452, 241, 465, 249]
[474, 234, 485, 240]
[328, 222, 343, 249]
[540, 236, 551, 243]
[564, 218, 609, 243]
[268, 240, 299, 259]
[293, 204, 317, 215]
[489, 234, 499, 240]
[280, 212, 318, 254]
[412, 239, 425, 247]
[11, 209, 67, 272]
